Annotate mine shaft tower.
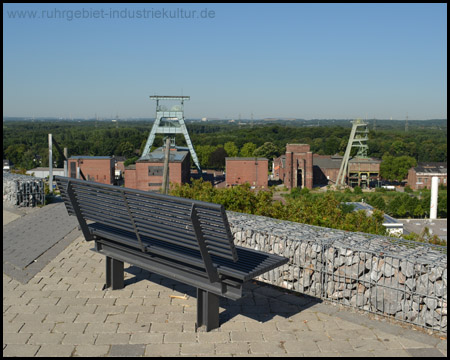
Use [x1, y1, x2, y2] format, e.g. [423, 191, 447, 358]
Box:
[336, 118, 369, 187]
[140, 95, 202, 174]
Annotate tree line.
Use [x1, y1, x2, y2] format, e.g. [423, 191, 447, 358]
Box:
[3, 120, 447, 172]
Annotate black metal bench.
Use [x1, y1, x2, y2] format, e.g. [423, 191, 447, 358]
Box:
[55, 176, 288, 331]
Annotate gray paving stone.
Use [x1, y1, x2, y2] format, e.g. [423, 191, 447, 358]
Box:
[61, 333, 97, 345]
[74, 344, 110, 357]
[2, 332, 32, 345]
[129, 333, 164, 344]
[109, 344, 146, 357]
[180, 342, 215, 356]
[35, 344, 76, 357]
[283, 339, 320, 353]
[164, 332, 197, 343]
[3, 344, 40, 357]
[406, 348, 446, 357]
[28, 333, 65, 345]
[95, 333, 130, 345]
[197, 331, 231, 344]
[144, 343, 181, 356]
[249, 341, 287, 355]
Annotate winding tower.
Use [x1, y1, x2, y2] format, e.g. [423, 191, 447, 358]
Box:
[336, 118, 369, 186]
[140, 95, 202, 174]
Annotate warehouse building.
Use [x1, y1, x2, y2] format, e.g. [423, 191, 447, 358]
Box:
[225, 157, 268, 188]
[407, 162, 447, 190]
[125, 147, 190, 192]
[68, 156, 115, 185]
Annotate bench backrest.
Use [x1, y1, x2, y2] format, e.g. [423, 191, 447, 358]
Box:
[55, 176, 239, 269]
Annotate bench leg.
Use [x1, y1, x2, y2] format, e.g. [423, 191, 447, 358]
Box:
[105, 256, 124, 290]
[196, 289, 219, 332]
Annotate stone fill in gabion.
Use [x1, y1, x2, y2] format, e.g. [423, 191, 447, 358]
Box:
[3, 171, 45, 207]
[227, 211, 447, 333]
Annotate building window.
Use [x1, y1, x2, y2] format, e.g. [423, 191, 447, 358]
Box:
[149, 182, 162, 187]
[148, 166, 163, 176]
[424, 178, 428, 184]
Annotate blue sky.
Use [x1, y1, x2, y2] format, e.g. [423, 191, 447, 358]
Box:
[3, 3, 447, 120]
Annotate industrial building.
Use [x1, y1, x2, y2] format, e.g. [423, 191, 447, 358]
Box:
[273, 144, 313, 189]
[273, 144, 380, 189]
[225, 157, 268, 188]
[68, 156, 115, 185]
[347, 157, 381, 188]
[407, 162, 447, 190]
[124, 147, 190, 192]
[312, 155, 342, 186]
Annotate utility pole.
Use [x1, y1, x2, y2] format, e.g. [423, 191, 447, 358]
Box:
[161, 137, 171, 195]
[64, 148, 68, 177]
[48, 134, 53, 193]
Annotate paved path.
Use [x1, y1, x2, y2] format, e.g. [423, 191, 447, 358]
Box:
[3, 206, 447, 357]
[3, 202, 79, 284]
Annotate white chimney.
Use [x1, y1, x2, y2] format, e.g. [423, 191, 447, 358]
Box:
[430, 176, 439, 220]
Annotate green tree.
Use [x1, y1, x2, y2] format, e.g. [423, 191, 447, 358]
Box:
[195, 145, 216, 169]
[380, 155, 417, 182]
[224, 141, 239, 157]
[253, 142, 279, 160]
[240, 142, 257, 157]
[118, 141, 134, 158]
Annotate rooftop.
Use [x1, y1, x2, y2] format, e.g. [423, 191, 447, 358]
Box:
[69, 156, 112, 160]
[226, 157, 268, 161]
[397, 218, 447, 242]
[138, 148, 189, 163]
[414, 162, 447, 174]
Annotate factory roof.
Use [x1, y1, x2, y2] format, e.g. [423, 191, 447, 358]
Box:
[313, 155, 342, 169]
[69, 156, 112, 160]
[226, 157, 268, 161]
[413, 162, 447, 174]
[138, 148, 189, 163]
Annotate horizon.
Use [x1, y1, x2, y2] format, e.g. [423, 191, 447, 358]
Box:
[3, 3, 447, 120]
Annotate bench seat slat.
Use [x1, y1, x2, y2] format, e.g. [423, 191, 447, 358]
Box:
[88, 222, 287, 282]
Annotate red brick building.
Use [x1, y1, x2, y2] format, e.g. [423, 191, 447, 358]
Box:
[125, 148, 190, 191]
[225, 157, 268, 188]
[274, 146, 381, 188]
[68, 156, 115, 185]
[273, 144, 313, 189]
[312, 154, 343, 185]
[407, 162, 447, 190]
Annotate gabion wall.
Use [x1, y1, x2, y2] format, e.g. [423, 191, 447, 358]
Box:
[227, 211, 447, 333]
[3, 171, 45, 207]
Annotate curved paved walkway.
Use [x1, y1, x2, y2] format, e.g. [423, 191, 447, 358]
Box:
[3, 206, 447, 357]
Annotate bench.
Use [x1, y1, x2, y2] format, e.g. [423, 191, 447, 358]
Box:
[55, 176, 288, 331]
